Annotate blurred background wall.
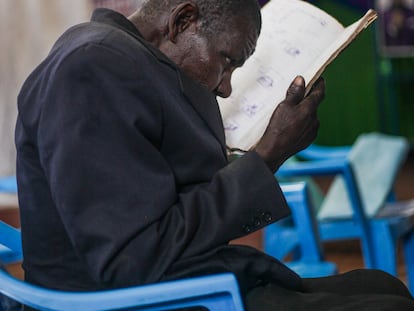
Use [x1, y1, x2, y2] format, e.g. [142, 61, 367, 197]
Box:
[0, 0, 144, 177]
[0, 0, 92, 176]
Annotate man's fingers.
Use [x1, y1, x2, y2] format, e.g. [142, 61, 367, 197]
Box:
[284, 76, 305, 105]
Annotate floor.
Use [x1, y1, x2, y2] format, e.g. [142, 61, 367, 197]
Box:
[2, 152, 413, 285]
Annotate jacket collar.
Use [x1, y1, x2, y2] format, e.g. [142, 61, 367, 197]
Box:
[90, 9, 226, 151]
[178, 73, 226, 150]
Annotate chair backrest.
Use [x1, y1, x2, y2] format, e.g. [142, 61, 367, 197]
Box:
[317, 132, 409, 220]
[0, 220, 245, 310]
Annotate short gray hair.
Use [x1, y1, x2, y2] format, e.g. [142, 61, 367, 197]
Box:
[140, 0, 261, 38]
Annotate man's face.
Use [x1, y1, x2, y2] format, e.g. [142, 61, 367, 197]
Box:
[174, 19, 258, 98]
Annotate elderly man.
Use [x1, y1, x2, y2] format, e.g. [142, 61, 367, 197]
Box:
[16, 0, 414, 310]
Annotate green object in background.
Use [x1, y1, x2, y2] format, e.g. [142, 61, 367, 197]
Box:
[314, 0, 379, 146]
[314, 0, 414, 146]
[378, 57, 414, 141]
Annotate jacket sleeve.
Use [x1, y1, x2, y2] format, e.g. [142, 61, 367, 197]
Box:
[37, 43, 290, 288]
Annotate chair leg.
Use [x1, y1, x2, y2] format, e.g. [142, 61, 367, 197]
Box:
[370, 221, 398, 276]
[402, 229, 414, 295]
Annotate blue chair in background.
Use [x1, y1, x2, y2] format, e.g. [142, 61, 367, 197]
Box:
[267, 182, 337, 278]
[0, 176, 17, 194]
[269, 132, 414, 293]
[0, 175, 19, 266]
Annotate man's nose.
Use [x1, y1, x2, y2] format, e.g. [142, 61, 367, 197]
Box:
[215, 73, 232, 98]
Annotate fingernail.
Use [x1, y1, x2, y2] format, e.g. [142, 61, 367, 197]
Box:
[294, 76, 303, 86]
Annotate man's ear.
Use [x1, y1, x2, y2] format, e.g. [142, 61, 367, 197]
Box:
[167, 2, 199, 43]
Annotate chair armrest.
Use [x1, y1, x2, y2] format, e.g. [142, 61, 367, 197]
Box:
[0, 271, 244, 311]
[297, 145, 351, 161]
[277, 158, 348, 178]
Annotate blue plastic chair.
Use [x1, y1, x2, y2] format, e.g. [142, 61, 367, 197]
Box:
[0, 175, 19, 265]
[271, 132, 414, 293]
[0, 220, 245, 310]
[267, 182, 337, 278]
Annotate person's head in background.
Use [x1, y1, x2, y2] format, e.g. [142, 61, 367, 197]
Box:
[129, 0, 262, 98]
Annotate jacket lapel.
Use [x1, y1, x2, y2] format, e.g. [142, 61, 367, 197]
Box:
[134, 38, 227, 151]
[145, 42, 227, 152]
[132, 30, 227, 152]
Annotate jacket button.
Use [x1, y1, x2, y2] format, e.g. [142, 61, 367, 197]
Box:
[243, 225, 252, 233]
[253, 218, 261, 227]
[263, 212, 272, 223]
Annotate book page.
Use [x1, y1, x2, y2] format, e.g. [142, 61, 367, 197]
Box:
[304, 9, 377, 93]
[218, 0, 376, 152]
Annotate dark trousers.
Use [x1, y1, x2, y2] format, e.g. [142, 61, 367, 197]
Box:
[245, 269, 414, 311]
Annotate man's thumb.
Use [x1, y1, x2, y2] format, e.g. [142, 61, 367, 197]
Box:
[285, 76, 305, 104]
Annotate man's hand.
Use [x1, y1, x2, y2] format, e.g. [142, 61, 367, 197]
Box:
[254, 76, 325, 172]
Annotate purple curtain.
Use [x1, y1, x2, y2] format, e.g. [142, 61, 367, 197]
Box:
[258, 0, 269, 6]
[258, 0, 371, 11]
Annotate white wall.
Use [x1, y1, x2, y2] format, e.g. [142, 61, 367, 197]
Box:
[0, 0, 92, 176]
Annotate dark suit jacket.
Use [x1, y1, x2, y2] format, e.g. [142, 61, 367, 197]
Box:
[16, 9, 301, 295]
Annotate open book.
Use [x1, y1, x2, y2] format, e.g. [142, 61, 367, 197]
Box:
[218, 0, 377, 152]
